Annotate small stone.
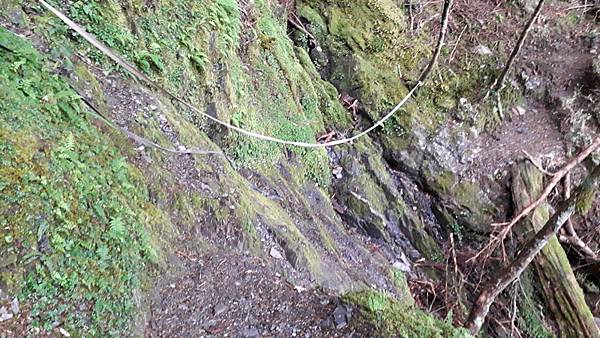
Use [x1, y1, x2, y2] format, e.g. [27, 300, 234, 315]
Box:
[149, 104, 158, 111]
[178, 304, 189, 311]
[59, 328, 71, 337]
[294, 285, 307, 293]
[321, 317, 334, 329]
[242, 326, 260, 337]
[332, 166, 343, 179]
[202, 319, 217, 329]
[0, 307, 13, 322]
[269, 247, 283, 260]
[513, 106, 526, 116]
[472, 45, 493, 55]
[10, 298, 19, 314]
[213, 303, 227, 316]
[392, 260, 411, 273]
[332, 305, 348, 329]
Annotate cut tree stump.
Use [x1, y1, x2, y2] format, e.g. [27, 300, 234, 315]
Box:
[511, 160, 600, 337]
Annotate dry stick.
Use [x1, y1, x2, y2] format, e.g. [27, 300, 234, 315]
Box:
[468, 136, 600, 263]
[509, 281, 519, 338]
[407, 0, 415, 34]
[448, 24, 468, 63]
[464, 164, 600, 334]
[522, 150, 556, 176]
[417, 0, 454, 84]
[560, 172, 598, 257]
[563, 171, 578, 238]
[487, 0, 545, 96]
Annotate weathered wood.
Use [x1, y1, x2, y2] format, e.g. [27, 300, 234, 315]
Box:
[465, 163, 600, 335]
[511, 161, 600, 338]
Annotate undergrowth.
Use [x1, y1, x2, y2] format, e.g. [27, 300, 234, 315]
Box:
[37, 0, 336, 187]
[0, 28, 160, 336]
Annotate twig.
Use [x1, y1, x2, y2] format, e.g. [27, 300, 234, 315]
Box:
[407, 0, 415, 33]
[448, 24, 468, 63]
[559, 159, 598, 258]
[468, 137, 600, 264]
[465, 164, 600, 334]
[564, 171, 576, 237]
[288, 13, 316, 44]
[510, 281, 519, 338]
[558, 234, 598, 258]
[564, 3, 599, 11]
[522, 150, 557, 176]
[417, 0, 454, 84]
[487, 0, 545, 97]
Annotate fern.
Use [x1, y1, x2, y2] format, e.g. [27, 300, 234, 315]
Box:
[109, 217, 127, 242]
[64, 133, 75, 152]
[57, 133, 76, 159]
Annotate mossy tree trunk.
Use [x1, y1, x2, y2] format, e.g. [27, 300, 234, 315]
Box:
[511, 160, 599, 337]
[465, 162, 600, 335]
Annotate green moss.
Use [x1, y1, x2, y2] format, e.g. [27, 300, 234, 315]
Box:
[433, 171, 456, 194]
[345, 290, 470, 338]
[517, 269, 554, 338]
[0, 28, 168, 335]
[576, 187, 597, 215]
[219, 0, 338, 186]
[390, 269, 414, 305]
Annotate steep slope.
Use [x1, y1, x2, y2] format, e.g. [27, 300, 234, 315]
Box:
[0, 0, 475, 336]
[3, 0, 597, 337]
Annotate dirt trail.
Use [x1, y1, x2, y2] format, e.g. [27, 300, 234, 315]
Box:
[466, 103, 566, 180]
[145, 253, 370, 338]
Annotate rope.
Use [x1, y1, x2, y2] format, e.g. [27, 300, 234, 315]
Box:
[37, 0, 421, 148]
[75, 88, 223, 155]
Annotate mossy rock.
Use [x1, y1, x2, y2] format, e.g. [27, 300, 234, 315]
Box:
[345, 290, 471, 337]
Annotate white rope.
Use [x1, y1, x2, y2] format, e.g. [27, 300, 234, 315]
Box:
[37, 0, 421, 148]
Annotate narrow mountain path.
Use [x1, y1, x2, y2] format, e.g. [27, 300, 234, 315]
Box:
[145, 252, 372, 338]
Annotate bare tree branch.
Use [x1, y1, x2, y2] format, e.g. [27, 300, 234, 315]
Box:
[488, 0, 545, 95]
[417, 0, 453, 84]
[464, 164, 600, 335]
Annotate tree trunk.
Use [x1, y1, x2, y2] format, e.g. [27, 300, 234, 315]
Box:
[464, 163, 600, 335]
[511, 161, 600, 338]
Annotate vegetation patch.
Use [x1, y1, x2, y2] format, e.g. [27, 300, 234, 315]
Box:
[345, 290, 470, 338]
[0, 28, 163, 336]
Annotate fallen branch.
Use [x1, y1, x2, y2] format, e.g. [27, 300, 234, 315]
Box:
[558, 233, 598, 258]
[560, 172, 599, 259]
[487, 0, 545, 96]
[468, 137, 600, 263]
[417, 0, 454, 84]
[522, 150, 557, 176]
[464, 164, 600, 335]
